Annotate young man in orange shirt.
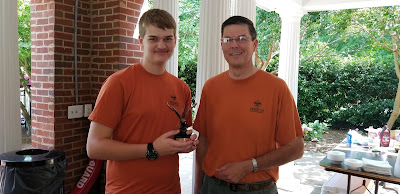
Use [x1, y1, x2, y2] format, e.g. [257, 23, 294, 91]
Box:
[87, 9, 198, 194]
[194, 16, 304, 194]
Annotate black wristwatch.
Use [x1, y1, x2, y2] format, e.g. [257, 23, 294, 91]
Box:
[145, 142, 158, 160]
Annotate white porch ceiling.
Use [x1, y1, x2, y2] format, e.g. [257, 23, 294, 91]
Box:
[256, 0, 400, 12]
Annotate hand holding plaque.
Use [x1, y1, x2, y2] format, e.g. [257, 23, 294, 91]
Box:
[167, 103, 196, 142]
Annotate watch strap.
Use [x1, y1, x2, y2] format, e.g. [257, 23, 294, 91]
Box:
[146, 142, 158, 160]
[148, 142, 154, 150]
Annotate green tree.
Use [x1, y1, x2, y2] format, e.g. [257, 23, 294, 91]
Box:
[296, 6, 398, 129]
[255, 8, 281, 72]
[18, 0, 31, 134]
[354, 6, 400, 129]
[178, 0, 200, 103]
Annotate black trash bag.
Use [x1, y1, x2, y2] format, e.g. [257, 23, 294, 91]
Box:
[0, 149, 66, 194]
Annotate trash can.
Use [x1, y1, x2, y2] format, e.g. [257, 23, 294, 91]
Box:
[0, 149, 67, 194]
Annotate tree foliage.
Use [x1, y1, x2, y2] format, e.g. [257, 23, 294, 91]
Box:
[255, 8, 281, 72]
[18, 0, 31, 82]
[297, 6, 399, 129]
[353, 6, 400, 129]
[178, 0, 200, 103]
[18, 0, 31, 134]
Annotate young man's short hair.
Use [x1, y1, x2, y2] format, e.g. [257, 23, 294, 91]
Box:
[138, 9, 177, 37]
[221, 16, 257, 40]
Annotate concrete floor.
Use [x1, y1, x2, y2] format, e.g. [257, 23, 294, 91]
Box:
[179, 152, 195, 194]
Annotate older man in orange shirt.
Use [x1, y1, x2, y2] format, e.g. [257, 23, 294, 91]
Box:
[194, 16, 304, 194]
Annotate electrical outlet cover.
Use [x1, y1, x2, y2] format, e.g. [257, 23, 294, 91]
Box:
[68, 105, 83, 119]
[84, 104, 93, 117]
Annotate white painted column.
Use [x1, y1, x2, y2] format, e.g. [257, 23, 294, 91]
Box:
[193, 1, 231, 193]
[275, 9, 305, 192]
[277, 11, 304, 104]
[153, 0, 179, 77]
[0, 0, 21, 154]
[195, 0, 231, 104]
[231, 0, 256, 23]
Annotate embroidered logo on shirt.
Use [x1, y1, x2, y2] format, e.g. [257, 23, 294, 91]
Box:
[169, 95, 179, 106]
[250, 100, 264, 113]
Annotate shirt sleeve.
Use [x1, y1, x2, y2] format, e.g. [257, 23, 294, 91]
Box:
[275, 83, 304, 146]
[88, 75, 125, 129]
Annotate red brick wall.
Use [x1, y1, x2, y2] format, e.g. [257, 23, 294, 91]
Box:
[91, 0, 143, 96]
[30, 0, 144, 192]
[30, 0, 55, 149]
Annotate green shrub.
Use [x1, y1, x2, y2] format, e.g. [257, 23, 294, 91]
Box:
[330, 99, 400, 129]
[302, 120, 329, 141]
[179, 63, 197, 105]
[298, 56, 398, 128]
[298, 57, 344, 123]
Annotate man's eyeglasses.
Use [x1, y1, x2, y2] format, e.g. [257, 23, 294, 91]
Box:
[221, 36, 251, 44]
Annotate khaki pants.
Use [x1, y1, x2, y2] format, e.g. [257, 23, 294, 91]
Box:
[200, 175, 278, 194]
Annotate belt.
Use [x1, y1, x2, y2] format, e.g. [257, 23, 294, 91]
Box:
[211, 176, 274, 192]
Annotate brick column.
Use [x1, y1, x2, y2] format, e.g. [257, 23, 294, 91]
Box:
[30, 0, 144, 192]
[30, 0, 57, 149]
[91, 0, 143, 95]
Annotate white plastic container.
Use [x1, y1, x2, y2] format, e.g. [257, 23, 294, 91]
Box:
[321, 173, 372, 194]
[394, 151, 400, 178]
[344, 158, 363, 170]
[327, 151, 345, 164]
